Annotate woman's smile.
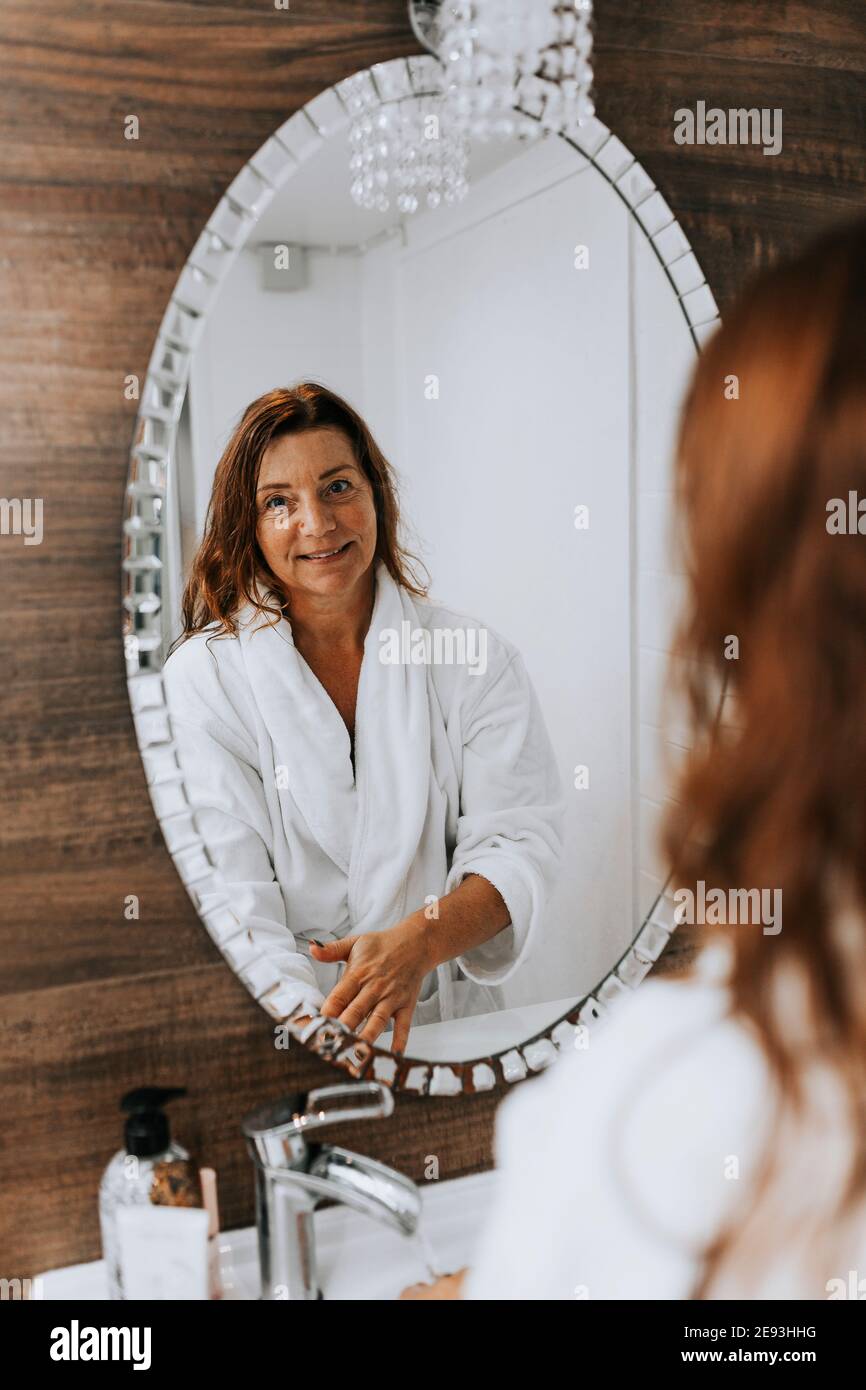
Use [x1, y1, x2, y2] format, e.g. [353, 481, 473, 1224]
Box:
[298, 540, 353, 563]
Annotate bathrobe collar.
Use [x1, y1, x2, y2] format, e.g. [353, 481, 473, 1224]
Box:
[235, 562, 432, 933]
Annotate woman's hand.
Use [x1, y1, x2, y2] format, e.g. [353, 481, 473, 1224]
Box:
[310, 914, 435, 1051]
[399, 1269, 467, 1300]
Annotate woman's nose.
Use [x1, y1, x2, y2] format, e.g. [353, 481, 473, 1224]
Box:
[296, 495, 335, 537]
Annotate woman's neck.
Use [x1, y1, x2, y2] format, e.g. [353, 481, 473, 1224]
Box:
[284, 574, 375, 655]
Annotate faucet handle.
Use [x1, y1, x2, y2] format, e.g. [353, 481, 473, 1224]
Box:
[242, 1081, 393, 1142]
[305, 1082, 394, 1128]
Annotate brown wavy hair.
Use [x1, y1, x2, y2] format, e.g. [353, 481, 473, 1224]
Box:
[176, 382, 428, 642]
[662, 218, 866, 1297]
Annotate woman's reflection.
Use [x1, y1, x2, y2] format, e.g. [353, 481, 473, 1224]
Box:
[164, 382, 564, 1049]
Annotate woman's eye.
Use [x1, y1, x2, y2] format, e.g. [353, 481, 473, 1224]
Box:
[327, 479, 351, 496]
[265, 495, 287, 510]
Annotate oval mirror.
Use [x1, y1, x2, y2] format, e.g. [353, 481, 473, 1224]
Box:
[123, 54, 719, 1096]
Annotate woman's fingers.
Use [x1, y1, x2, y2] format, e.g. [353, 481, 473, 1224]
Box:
[390, 1006, 413, 1055]
[320, 971, 363, 1018]
[315, 929, 424, 1043]
[338, 988, 383, 1033]
[399, 1271, 467, 1300]
[358, 1006, 396, 1045]
[310, 935, 356, 962]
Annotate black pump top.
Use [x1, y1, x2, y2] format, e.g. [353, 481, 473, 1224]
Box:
[120, 1086, 187, 1158]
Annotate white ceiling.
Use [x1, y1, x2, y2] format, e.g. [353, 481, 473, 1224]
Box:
[252, 124, 576, 250]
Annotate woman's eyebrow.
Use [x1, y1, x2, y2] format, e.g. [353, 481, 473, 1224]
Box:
[256, 464, 357, 494]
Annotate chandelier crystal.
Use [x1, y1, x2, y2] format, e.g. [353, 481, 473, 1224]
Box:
[343, 78, 470, 216]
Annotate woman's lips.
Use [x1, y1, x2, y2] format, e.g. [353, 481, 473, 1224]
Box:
[297, 541, 352, 563]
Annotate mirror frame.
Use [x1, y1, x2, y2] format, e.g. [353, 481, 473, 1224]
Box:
[122, 54, 721, 1097]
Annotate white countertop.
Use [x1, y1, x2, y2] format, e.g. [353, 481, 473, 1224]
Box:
[37, 1169, 498, 1302]
[386, 994, 576, 1061]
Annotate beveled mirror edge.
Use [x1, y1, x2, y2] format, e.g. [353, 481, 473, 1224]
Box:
[122, 53, 721, 1097]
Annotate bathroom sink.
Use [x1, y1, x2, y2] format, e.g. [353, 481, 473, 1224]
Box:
[37, 1169, 497, 1301]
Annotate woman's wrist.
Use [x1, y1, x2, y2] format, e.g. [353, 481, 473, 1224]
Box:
[403, 908, 446, 974]
[404, 875, 511, 976]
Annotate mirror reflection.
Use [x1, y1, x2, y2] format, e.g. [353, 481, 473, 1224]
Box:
[156, 112, 698, 1060]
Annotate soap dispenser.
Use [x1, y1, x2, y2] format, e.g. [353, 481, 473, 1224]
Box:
[99, 1086, 199, 1299]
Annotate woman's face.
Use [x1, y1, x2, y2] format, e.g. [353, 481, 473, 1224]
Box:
[255, 427, 378, 606]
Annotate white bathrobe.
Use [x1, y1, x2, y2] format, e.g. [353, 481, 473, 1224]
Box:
[465, 938, 866, 1299]
[162, 562, 564, 1025]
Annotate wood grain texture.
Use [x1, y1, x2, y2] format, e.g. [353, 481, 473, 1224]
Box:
[1, 0, 864, 1275]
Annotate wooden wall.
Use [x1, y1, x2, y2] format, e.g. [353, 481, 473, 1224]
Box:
[1, 0, 863, 1277]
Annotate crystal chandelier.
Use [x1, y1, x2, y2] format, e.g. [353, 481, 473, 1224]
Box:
[344, 1, 595, 216]
[439, 0, 595, 141]
[343, 79, 470, 216]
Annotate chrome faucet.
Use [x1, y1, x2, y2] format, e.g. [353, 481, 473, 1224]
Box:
[241, 1081, 421, 1300]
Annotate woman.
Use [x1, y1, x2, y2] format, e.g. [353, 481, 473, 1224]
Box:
[163, 383, 564, 1052]
[404, 218, 866, 1299]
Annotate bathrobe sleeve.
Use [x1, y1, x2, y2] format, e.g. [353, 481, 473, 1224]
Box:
[446, 648, 565, 985]
[162, 637, 324, 1018]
